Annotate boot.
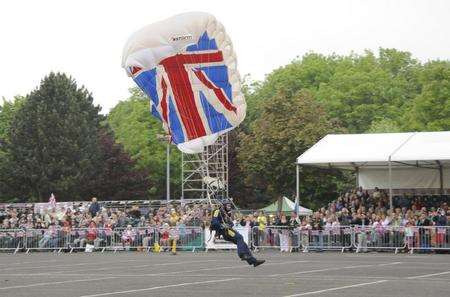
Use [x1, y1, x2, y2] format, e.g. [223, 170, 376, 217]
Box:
[240, 253, 257, 265]
[253, 259, 265, 267]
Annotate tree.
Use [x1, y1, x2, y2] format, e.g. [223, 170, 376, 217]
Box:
[246, 49, 421, 134]
[87, 128, 150, 200]
[367, 118, 402, 133]
[237, 90, 349, 208]
[6, 73, 102, 202]
[0, 96, 26, 141]
[0, 96, 26, 201]
[316, 49, 421, 132]
[107, 88, 181, 199]
[404, 61, 450, 131]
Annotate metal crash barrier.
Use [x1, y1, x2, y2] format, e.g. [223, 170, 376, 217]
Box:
[352, 225, 406, 253]
[169, 226, 204, 252]
[252, 226, 300, 251]
[0, 229, 25, 253]
[1, 225, 449, 254]
[408, 226, 450, 254]
[300, 226, 353, 252]
[24, 228, 69, 253]
[107, 227, 156, 252]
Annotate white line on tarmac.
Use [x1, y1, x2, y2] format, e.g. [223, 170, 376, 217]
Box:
[268, 264, 371, 277]
[79, 278, 239, 297]
[406, 270, 450, 279]
[282, 280, 389, 297]
[378, 261, 402, 266]
[0, 259, 60, 267]
[132, 260, 309, 277]
[154, 259, 221, 266]
[53, 259, 222, 273]
[0, 259, 144, 271]
[0, 260, 309, 278]
[0, 277, 117, 290]
[3, 273, 449, 284]
[268, 262, 401, 277]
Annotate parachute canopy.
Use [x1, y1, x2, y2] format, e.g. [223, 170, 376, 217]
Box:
[122, 12, 246, 154]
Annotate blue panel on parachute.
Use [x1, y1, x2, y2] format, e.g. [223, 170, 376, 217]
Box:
[151, 105, 162, 121]
[198, 65, 232, 101]
[199, 91, 232, 133]
[168, 95, 185, 144]
[186, 32, 218, 51]
[134, 68, 160, 108]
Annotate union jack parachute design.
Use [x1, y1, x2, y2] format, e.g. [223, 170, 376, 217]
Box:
[122, 12, 246, 153]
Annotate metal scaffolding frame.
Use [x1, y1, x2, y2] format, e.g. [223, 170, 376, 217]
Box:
[181, 133, 229, 201]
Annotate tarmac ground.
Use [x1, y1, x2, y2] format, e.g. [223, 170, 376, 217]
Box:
[0, 251, 449, 297]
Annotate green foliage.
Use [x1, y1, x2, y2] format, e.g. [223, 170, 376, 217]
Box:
[2, 48, 448, 207]
[88, 128, 150, 200]
[0, 96, 25, 141]
[237, 91, 349, 208]
[367, 118, 402, 133]
[0, 96, 26, 202]
[249, 49, 423, 133]
[404, 61, 450, 131]
[234, 48, 450, 208]
[107, 88, 181, 199]
[4, 73, 102, 202]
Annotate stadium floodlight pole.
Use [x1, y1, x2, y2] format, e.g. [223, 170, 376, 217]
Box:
[157, 134, 171, 202]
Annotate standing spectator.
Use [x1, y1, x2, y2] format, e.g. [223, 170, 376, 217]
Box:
[159, 223, 170, 251]
[128, 206, 141, 226]
[277, 214, 290, 252]
[89, 197, 100, 217]
[121, 224, 136, 250]
[257, 211, 267, 247]
[417, 212, 432, 250]
[339, 208, 352, 225]
[85, 221, 98, 250]
[404, 220, 415, 252]
[353, 213, 369, 252]
[300, 217, 311, 252]
[312, 212, 324, 251]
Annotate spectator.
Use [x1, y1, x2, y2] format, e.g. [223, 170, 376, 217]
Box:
[89, 197, 100, 217]
[256, 211, 267, 247]
[277, 214, 290, 252]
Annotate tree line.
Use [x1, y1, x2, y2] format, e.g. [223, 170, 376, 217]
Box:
[0, 73, 148, 202]
[0, 49, 448, 207]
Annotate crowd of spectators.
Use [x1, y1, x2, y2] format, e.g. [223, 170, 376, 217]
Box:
[0, 197, 216, 251]
[1, 190, 449, 233]
[305, 187, 449, 231]
[0, 197, 213, 231]
[0, 189, 448, 252]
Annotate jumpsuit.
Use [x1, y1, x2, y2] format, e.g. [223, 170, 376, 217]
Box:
[210, 208, 257, 265]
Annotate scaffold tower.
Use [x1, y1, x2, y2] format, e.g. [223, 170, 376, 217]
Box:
[181, 133, 229, 201]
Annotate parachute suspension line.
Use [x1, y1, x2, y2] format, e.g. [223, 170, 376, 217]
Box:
[201, 151, 213, 207]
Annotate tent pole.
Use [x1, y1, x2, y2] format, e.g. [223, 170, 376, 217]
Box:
[296, 164, 300, 204]
[388, 157, 393, 210]
[438, 161, 443, 195]
[355, 167, 359, 187]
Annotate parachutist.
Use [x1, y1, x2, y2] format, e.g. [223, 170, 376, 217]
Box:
[210, 203, 265, 267]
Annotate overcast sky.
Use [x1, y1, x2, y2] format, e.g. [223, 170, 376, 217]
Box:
[1, 0, 449, 113]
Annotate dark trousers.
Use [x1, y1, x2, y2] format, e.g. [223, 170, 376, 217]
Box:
[217, 227, 256, 265]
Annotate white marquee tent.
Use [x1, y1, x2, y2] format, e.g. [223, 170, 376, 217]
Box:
[295, 131, 450, 208]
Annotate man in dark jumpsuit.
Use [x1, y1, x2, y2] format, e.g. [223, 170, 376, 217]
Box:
[211, 203, 265, 267]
